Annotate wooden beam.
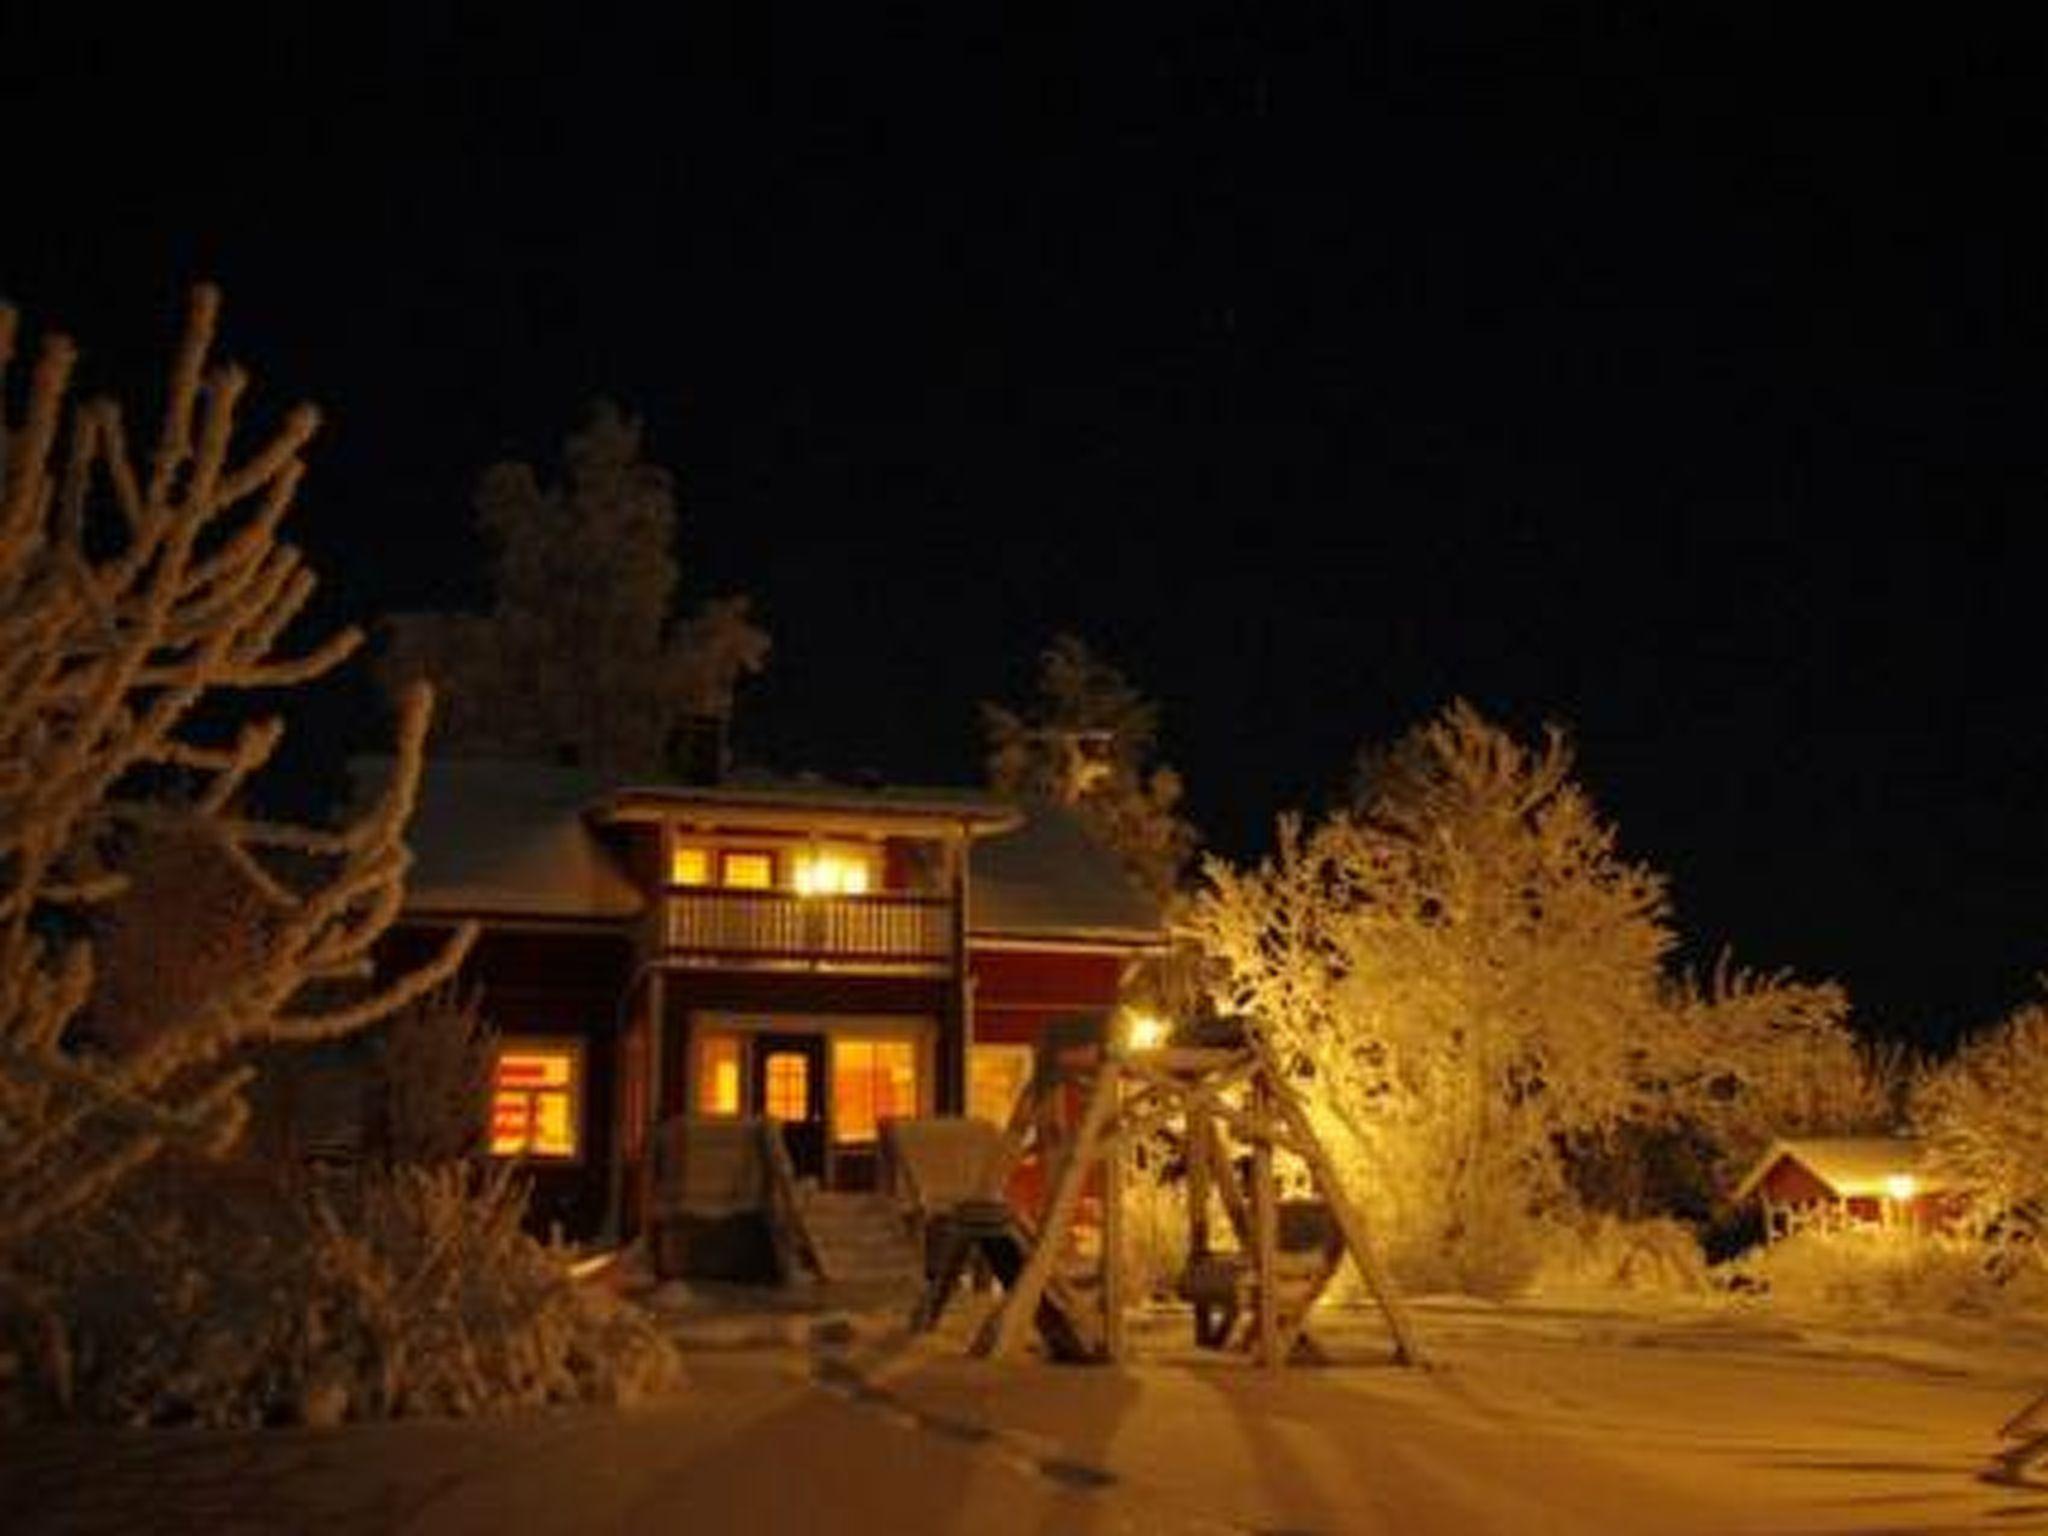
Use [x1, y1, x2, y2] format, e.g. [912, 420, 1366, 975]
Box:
[1260, 1060, 1428, 1368]
[1197, 1111, 1253, 1249]
[1102, 1097, 1126, 1362]
[1251, 1076, 1281, 1369]
[973, 1058, 1122, 1361]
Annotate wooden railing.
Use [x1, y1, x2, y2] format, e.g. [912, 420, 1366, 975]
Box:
[654, 886, 954, 969]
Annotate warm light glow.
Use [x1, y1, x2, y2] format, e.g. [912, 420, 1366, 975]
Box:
[969, 1043, 1034, 1127]
[698, 1035, 742, 1116]
[1884, 1173, 1919, 1202]
[491, 1043, 580, 1158]
[793, 848, 873, 896]
[721, 851, 775, 889]
[834, 1038, 918, 1141]
[1122, 1011, 1171, 1051]
[763, 1049, 811, 1120]
[670, 844, 711, 886]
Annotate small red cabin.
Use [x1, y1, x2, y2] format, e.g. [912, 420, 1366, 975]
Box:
[1732, 1136, 1965, 1240]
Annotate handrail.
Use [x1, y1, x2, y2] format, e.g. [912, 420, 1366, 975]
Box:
[760, 1120, 827, 1283]
[656, 887, 954, 966]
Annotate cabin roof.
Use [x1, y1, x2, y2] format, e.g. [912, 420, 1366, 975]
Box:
[1731, 1136, 1944, 1203]
[356, 756, 1166, 945]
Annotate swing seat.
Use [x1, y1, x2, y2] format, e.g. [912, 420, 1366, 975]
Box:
[1177, 1251, 1247, 1307]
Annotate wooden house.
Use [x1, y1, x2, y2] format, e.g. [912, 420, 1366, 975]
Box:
[1732, 1136, 1963, 1239]
[365, 756, 1167, 1242]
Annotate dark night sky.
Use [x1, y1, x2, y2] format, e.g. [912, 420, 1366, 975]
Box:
[3, 8, 2043, 1047]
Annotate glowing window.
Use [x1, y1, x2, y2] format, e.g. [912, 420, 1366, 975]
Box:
[670, 844, 712, 886]
[763, 1050, 811, 1120]
[792, 848, 874, 896]
[721, 851, 775, 889]
[834, 1039, 918, 1143]
[969, 1043, 1034, 1128]
[697, 1034, 742, 1116]
[491, 1042, 581, 1160]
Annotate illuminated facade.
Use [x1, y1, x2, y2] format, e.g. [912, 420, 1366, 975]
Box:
[370, 758, 1165, 1238]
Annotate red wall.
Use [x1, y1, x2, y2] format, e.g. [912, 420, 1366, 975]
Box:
[970, 947, 1128, 1043]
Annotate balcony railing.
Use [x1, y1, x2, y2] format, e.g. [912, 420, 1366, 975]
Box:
[653, 886, 955, 970]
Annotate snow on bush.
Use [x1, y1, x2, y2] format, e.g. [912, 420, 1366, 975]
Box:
[1914, 996, 2048, 1250]
[1727, 1227, 2048, 1323]
[1527, 1215, 1713, 1299]
[2, 1158, 682, 1426]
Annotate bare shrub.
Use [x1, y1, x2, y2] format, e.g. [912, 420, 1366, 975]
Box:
[3, 1159, 681, 1426]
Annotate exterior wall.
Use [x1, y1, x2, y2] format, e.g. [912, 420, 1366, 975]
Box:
[376, 906, 1150, 1242]
[970, 947, 1129, 1044]
[1757, 1160, 1836, 1208]
[1754, 1157, 1963, 1238]
[383, 922, 633, 1240]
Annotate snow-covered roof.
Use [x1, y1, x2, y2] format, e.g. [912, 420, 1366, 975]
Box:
[357, 756, 645, 922]
[1731, 1136, 1946, 1203]
[361, 757, 1166, 946]
[969, 802, 1165, 949]
[596, 770, 1021, 837]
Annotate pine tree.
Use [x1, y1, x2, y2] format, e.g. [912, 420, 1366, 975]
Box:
[982, 634, 1197, 902]
[380, 401, 768, 775]
[0, 288, 471, 1259]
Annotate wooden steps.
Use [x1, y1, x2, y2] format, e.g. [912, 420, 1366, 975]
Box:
[800, 1191, 922, 1287]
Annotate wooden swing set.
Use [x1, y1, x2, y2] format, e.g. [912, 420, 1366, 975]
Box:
[911, 1013, 1425, 1368]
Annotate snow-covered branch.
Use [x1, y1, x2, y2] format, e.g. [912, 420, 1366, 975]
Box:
[0, 288, 473, 1258]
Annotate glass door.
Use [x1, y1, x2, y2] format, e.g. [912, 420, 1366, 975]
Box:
[750, 1032, 827, 1180]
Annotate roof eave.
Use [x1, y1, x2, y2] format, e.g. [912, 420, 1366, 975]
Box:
[594, 786, 1024, 838]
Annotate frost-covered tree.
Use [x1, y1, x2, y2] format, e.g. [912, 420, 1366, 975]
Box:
[1914, 993, 2048, 1244]
[0, 288, 471, 1260]
[1188, 704, 1675, 1287]
[1186, 701, 1866, 1291]
[1575, 958, 1886, 1220]
[380, 402, 768, 776]
[983, 634, 1197, 902]
[1665, 960, 1891, 1149]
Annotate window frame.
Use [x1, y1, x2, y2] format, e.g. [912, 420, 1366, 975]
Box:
[489, 1035, 586, 1164]
[719, 848, 777, 890]
[829, 1034, 922, 1145]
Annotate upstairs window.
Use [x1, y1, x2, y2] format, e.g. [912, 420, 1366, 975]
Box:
[491, 1040, 582, 1160]
[793, 847, 874, 896]
[720, 850, 776, 889]
[669, 844, 712, 886]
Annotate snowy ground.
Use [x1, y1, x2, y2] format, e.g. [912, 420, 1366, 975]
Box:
[6, 1291, 2047, 1534]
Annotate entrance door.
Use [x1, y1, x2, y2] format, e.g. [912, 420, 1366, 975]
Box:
[751, 1033, 827, 1181]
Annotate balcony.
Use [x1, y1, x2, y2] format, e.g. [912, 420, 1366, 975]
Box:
[652, 886, 956, 972]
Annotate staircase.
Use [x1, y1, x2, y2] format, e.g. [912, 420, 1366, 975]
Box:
[799, 1191, 923, 1288]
